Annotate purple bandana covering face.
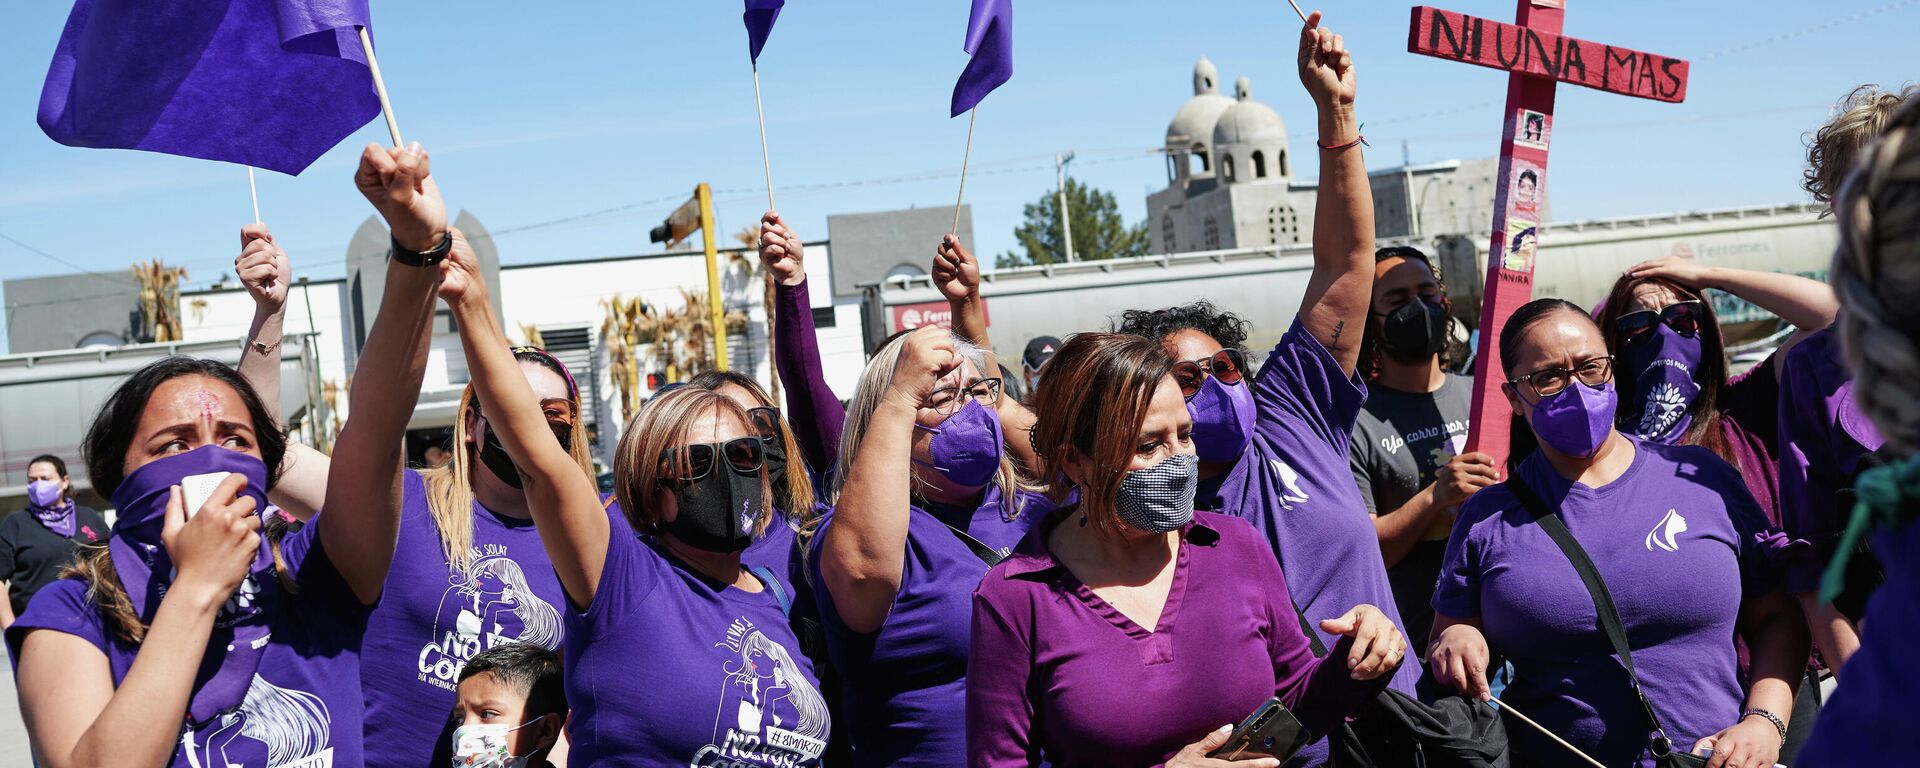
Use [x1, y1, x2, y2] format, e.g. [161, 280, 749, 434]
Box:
[913, 398, 1004, 488]
[108, 445, 278, 724]
[26, 479, 76, 538]
[1188, 375, 1256, 462]
[1622, 324, 1702, 444]
[1528, 381, 1618, 458]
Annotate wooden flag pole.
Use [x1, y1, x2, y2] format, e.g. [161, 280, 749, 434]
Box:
[953, 106, 978, 235]
[1283, 0, 1310, 24]
[356, 26, 403, 147]
[752, 61, 776, 212]
[247, 167, 261, 225]
[1489, 698, 1606, 768]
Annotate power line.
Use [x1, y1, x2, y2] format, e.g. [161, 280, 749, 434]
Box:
[1699, 0, 1919, 60]
[0, 231, 134, 286]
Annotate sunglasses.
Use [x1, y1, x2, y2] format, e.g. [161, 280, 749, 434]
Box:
[658, 437, 763, 482]
[1614, 300, 1704, 344]
[1172, 349, 1246, 398]
[747, 406, 784, 443]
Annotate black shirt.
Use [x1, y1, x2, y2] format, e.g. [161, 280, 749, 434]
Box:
[0, 505, 109, 616]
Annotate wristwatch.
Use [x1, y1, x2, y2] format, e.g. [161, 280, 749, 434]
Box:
[389, 231, 452, 268]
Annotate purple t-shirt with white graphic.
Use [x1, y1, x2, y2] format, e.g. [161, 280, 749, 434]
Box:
[1199, 319, 1420, 704]
[1433, 439, 1777, 768]
[806, 485, 1050, 768]
[6, 518, 369, 768]
[1777, 327, 1887, 593]
[565, 509, 831, 767]
[359, 470, 570, 767]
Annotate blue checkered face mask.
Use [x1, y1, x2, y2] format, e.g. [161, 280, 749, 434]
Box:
[1114, 453, 1198, 533]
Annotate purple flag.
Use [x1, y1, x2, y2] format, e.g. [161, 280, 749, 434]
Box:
[950, 0, 1012, 117]
[744, 0, 784, 64]
[38, 0, 382, 175]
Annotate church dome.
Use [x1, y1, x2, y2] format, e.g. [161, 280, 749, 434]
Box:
[1212, 76, 1286, 148]
[1166, 57, 1234, 149]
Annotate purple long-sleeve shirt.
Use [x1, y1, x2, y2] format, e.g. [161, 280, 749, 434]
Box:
[967, 510, 1391, 767]
[775, 277, 845, 477]
[1777, 328, 1886, 594]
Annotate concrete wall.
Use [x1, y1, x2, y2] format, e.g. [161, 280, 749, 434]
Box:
[3, 273, 141, 353]
[825, 206, 975, 300]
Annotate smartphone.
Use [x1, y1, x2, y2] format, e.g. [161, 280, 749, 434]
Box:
[1208, 697, 1309, 761]
[180, 472, 232, 520]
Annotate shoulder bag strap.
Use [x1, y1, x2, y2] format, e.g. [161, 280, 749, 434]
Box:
[1506, 475, 1682, 759]
[943, 521, 1009, 567]
[748, 565, 792, 617]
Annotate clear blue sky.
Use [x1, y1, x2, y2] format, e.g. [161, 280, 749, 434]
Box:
[0, 0, 1913, 351]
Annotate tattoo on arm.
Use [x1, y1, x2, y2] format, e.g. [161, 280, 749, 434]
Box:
[1331, 321, 1346, 346]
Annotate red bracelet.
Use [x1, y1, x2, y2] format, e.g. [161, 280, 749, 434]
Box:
[1318, 134, 1367, 151]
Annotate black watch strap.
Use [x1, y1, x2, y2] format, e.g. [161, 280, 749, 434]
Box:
[389, 231, 452, 267]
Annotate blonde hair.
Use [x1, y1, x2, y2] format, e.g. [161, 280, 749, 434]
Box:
[1807, 84, 1920, 209]
[612, 388, 773, 538]
[820, 332, 1033, 538]
[1833, 93, 1920, 454]
[423, 355, 594, 571]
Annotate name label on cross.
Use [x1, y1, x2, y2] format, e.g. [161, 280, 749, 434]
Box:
[1408, 6, 1689, 102]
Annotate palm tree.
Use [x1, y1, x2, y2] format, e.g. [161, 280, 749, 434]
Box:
[731, 224, 781, 401]
[130, 260, 187, 343]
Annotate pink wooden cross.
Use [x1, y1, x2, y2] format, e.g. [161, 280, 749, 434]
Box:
[1407, 1, 1690, 465]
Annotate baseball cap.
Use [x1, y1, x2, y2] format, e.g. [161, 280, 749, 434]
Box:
[1023, 336, 1062, 371]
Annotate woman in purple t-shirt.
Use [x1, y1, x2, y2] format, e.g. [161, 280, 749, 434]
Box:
[1428, 299, 1807, 768]
[689, 367, 819, 594]
[809, 323, 1051, 767]
[968, 333, 1404, 768]
[1796, 95, 1920, 766]
[7, 143, 446, 768]
[446, 252, 829, 766]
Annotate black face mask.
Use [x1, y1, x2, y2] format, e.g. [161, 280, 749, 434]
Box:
[477, 419, 573, 491]
[760, 436, 791, 508]
[665, 464, 763, 553]
[1377, 297, 1449, 364]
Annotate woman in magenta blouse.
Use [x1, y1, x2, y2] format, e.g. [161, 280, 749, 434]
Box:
[967, 333, 1403, 767]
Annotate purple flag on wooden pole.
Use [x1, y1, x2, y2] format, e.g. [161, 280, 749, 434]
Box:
[38, 0, 382, 175]
[744, 0, 784, 63]
[950, 0, 1012, 117]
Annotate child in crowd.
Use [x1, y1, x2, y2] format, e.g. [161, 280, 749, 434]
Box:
[452, 642, 568, 768]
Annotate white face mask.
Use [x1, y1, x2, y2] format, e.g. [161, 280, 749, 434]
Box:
[450, 719, 540, 768]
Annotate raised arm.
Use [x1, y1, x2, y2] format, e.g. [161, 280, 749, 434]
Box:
[1293, 12, 1372, 376]
[319, 143, 446, 604]
[19, 477, 260, 768]
[1625, 258, 1839, 333]
[935, 237, 1041, 473]
[821, 327, 957, 634]
[445, 230, 609, 608]
[232, 225, 330, 522]
[762, 212, 846, 473]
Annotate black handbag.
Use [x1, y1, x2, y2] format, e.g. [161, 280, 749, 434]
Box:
[1290, 610, 1509, 767]
[1505, 476, 1708, 768]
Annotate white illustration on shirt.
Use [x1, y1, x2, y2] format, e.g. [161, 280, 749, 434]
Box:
[693, 615, 830, 766]
[417, 548, 562, 690]
[1271, 459, 1312, 510]
[184, 674, 334, 768]
[1637, 383, 1690, 440]
[1645, 509, 1689, 553]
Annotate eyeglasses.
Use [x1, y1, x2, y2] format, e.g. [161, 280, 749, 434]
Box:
[1507, 356, 1614, 400]
[927, 378, 1002, 416]
[1614, 300, 1704, 344]
[1172, 349, 1246, 398]
[746, 406, 784, 443]
[658, 437, 763, 482]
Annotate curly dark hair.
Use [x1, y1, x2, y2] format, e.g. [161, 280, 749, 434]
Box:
[1113, 300, 1251, 352]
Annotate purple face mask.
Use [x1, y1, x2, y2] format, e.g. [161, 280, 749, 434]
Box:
[26, 479, 74, 537]
[108, 444, 278, 724]
[1622, 323, 1702, 444]
[1187, 374, 1256, 462]
[913, 398, 1004, 488]
[1526, 380, 1619, 459]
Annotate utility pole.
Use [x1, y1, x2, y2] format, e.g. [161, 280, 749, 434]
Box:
[1055, 150, 1077, 263]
